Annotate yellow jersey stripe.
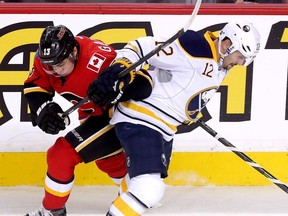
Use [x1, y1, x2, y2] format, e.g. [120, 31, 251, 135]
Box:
[120, 101, 177, 132]
[44, 184, 72, 197]
[75, 124, 114, 152]
[23, 86, 51, 95]
[204, 31, 218, 62]
[113, 195, 140, 216]
[120, 176, 129, 193]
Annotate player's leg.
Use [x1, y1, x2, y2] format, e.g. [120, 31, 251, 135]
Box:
[66, 113, 127, 184]
[95, 150, 127, 185]
[106, 122, 173, 216]
[26, 113, 125, 216]
[118, 173, 130, 195]
[118, 136, 173, 196]
[43, 137, 82, 209]
[25, 136, 81, 216]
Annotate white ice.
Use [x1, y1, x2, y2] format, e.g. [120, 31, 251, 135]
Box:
[1, 185, 288, 215]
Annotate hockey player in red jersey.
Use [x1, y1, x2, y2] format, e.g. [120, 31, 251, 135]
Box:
[87, 20, 261, 215]
[23, 25, 152, 216]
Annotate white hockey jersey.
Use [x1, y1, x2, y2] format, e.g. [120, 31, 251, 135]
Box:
[110, 30, 227, 141]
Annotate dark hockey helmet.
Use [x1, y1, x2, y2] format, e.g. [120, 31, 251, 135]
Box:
[38, 25, 76, 66]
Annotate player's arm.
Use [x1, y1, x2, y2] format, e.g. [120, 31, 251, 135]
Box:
[24, 87, 53, 126]
[118, 35, 173, 68]
[116, 36, 156, 68]
[87, 57, 153, 107]
[119, 68, 153, 102]
[23, 61, 69, 134]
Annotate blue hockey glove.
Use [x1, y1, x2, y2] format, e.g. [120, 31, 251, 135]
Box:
[87, 58, 135, 107]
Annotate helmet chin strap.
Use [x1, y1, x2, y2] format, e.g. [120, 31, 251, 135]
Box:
[68, 52, 75, 61]
[217, 40, 230, 76]
[68, 50, 78, 67]
[218, 39, 228, 70]
[218, 56, 224, 69]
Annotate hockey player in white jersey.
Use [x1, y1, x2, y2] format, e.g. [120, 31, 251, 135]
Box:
[87, 20, 261, 216]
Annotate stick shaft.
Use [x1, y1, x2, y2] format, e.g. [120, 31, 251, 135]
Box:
[197, 119, 288, 194]
[62, 97, 89, 116]
[63, 29, 184, 117]
[117, 0, 202, 79]
[63, 0, 202, 117]
[117, 29, 184, 79]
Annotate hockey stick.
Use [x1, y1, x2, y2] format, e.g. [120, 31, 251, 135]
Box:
[62, 0, 202, 117]
[196, 118, 288, 194]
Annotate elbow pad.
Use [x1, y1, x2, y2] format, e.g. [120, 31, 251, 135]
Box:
[119, 68, 153, 101]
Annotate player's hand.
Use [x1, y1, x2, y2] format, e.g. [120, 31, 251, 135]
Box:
[36, 101, 70, 135]
[87, 76, 118, 107]
[87, 58, 135, 107]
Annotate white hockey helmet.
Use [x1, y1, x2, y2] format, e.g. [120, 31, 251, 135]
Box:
[218, 20, 261, 66]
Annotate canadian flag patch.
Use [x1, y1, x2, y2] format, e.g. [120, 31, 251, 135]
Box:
[87, 53, 106, 73]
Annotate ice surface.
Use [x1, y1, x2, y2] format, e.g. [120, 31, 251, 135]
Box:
[1, 185, 288, 215]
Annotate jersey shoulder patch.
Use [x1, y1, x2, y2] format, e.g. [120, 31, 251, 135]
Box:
[87, 53, 107, 73]
[178, 30, 213, 59]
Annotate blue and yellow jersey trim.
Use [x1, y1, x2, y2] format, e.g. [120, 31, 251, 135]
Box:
[178, 30, 217, 60]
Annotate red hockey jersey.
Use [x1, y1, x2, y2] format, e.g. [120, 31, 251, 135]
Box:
[24, 36, 117, 121]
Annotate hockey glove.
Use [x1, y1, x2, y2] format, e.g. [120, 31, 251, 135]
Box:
[87, 57, 135, 107]
[36, 101, 70, 135]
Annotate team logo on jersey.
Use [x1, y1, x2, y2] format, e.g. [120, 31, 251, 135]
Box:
[87, 53, 106, 73]
[186, 88, 217, 120]
[126, 156, 131, 168]
[161, 154, 167, 167]
[243, 25, 250, 32]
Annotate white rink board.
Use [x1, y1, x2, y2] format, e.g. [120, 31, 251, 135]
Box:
[0, 14, 287, 152]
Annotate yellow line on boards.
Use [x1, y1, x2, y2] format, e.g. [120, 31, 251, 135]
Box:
[0, 152, 287, 186]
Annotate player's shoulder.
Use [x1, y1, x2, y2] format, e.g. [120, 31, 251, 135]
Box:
[178, 30, 214, 59]
[75, 36, 111, 46]
[75, 35, 95, 46]
[76, 36, 115, 55]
